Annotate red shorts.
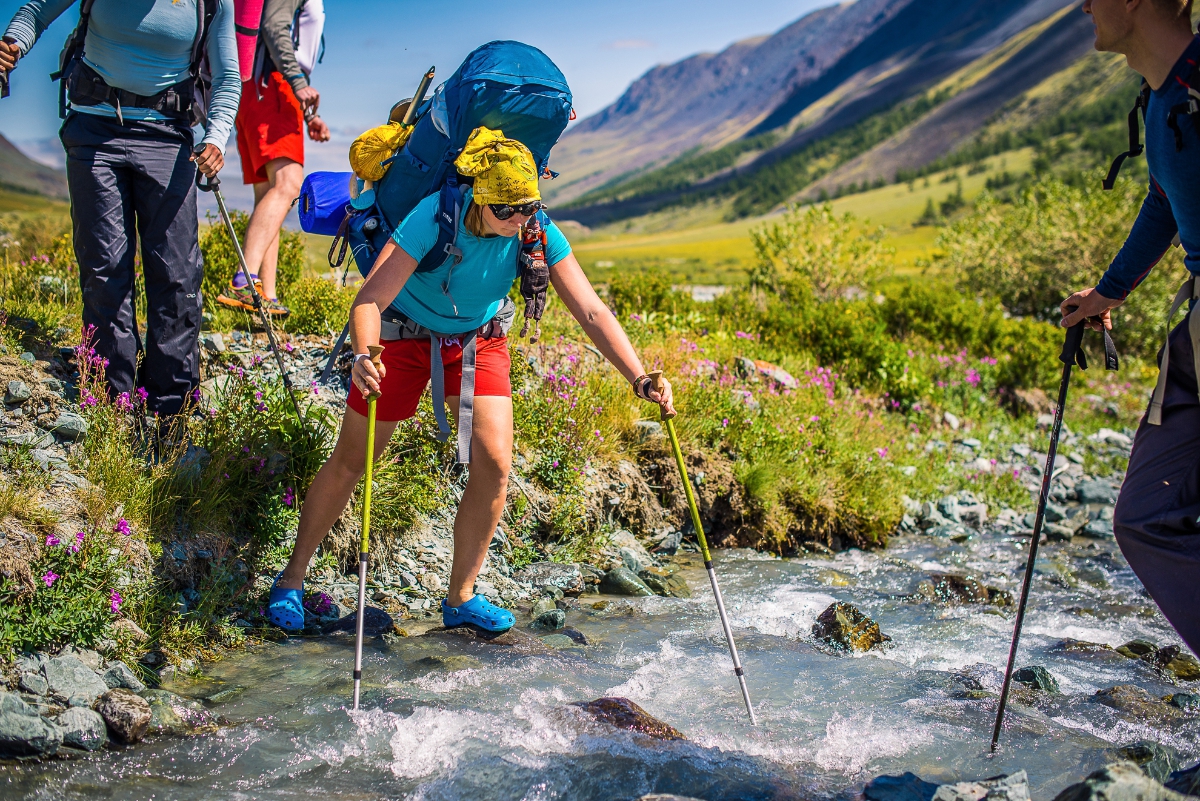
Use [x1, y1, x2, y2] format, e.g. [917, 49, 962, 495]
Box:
[346, 336, 512, 422]
[235, 72, 305, 185]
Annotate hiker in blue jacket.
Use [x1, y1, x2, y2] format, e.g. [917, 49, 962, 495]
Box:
[268, 129, 674, 633]
[0, 0, 239, 416]
[1061, 0, 1200, 654]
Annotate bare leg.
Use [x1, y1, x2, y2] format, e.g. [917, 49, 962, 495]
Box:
[241, 157, 303, 299]
[278, 407, 399, 590]
[445, 395, 513, 607]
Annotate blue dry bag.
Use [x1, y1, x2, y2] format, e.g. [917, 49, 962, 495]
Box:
[297, 171, 353, 236]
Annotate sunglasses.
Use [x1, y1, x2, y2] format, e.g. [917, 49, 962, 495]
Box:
[488, 201, 545, 220]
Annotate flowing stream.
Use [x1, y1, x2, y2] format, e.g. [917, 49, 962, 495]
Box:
[5, 529, 1196, 800]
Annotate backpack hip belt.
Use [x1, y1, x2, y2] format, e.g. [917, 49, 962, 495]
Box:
[65, 60, 193, 125]
[1147, 275, 1200, 426]
[380, 297, 515, 464]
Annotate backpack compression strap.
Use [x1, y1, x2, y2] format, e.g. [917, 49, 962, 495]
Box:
[415, 181, 467, 274]
[517, 211, 551, 343]
[1166, 64, 1200, 154]
[1104, 80, 1151, 190]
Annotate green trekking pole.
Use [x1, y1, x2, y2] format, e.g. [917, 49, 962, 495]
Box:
[352, 344, 384, 711]
[650, 371, 757, 726]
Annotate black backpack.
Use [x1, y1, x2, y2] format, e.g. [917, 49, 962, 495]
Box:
[1104, 67, 1200, 189]
[51, 0, 218, 125]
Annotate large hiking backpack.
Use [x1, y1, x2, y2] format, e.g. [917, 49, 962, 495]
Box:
[303, 40, 572, 278]
[1104, 68, 1200, 190]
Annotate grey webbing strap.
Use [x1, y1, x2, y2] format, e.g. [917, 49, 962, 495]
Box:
[429, 335, 452, 443]
[456, 333, 478, 465]
[1148, 276, 1199, 425]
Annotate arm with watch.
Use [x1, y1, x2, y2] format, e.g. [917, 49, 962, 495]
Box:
[346, 239, 675, 416]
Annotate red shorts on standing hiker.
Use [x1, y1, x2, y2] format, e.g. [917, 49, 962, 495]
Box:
[346, 336, 512, 422]
[235, 72, 305, 185]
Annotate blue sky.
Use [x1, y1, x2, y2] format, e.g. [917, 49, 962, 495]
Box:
[0, 0, 828, 211]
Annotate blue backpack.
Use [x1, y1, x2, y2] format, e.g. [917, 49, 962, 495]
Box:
[301, 40, 572, 281]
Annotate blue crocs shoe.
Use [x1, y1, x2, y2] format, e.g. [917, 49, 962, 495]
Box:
[442, 595, 514, 632]
[268, 573, 305, 631]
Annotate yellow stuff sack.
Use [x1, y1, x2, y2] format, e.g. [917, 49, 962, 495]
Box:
[349, 122, 412, 182]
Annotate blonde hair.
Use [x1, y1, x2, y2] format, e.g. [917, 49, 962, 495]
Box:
[464, 203, 491, 237]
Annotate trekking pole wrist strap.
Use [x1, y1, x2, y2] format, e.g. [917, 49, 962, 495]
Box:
[633, 374, 655, 401]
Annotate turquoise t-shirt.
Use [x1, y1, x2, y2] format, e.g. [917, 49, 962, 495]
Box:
[390, 188, 571, 334]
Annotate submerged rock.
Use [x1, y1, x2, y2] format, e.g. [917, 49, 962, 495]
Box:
[1013, 665, 1059, 693]
[94, 688, 152, 744]
[1052, 761, 1186, 801]
[512, 562, 584, 595]
[864, 771, 1029, 801]
[1116, 639, 1159, 659]
[812, 602, 891, 652]
[0, 691, 62, 757]
[573, 697, 685, 741]
[142, 690, 219, 737]
[1166, 762, 1200, 796]
[532, 608, 566, 630]
[54, 707, 107, 752]
[600, 567, 654, 597]
[1112, 740, 1182, 784]
[638, 567, 691, 598]
[918, 573, 1010, 605]
[324, 606, 395, 637]
[1150, 646, 1200, 681]
[1094, 685, 1183, 722]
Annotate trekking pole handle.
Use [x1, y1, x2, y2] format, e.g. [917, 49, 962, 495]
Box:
[367, 345, 384, 400]
[1060, 320, 1085, 366]
[192, 144, 219, 191]
[648, 370, 677, 421]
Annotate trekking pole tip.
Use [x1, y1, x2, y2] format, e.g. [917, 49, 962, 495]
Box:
[647, 370, 677, 421]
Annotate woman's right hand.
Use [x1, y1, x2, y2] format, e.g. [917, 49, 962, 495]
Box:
[0, 39, 21, 74]
[352, 353, 385, 397]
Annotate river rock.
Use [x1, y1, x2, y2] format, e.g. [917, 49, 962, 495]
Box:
[573, 697, 685, 741]
[1094, 685, 1184, 722]
[540, 633, 576, 648]
[19, 670, 49, 696]
[512, 562, 584, 595]
[1077, 479, 1118, 504]
[530, 598, 557, 618]
[5, 380, 30, 405]
[1167, 693, 1200, 710]
[638, 796, 706, 801]
[0, 692, 62, 757]
[1052, 761, 1186, 801]
[51, 411, 88, 441]
[865, 772, 940, 801]
[600, 567, 654, 597]
[101, 661, 146, 692]
[533, 608, 566, 630]
[1116, 639, 1158, 659]
[609, 530, 655, 570]
[1013, 665, 1059, 693]
[43, 654, 109, 704]
[55, 707, 107, 751]
[639, 567, 692, 598]
[112, 618, 149, 644]
[1150, 646, 1200, 681]
[1166, 762, 1200, 796]
[94, 688, 152, 744]
[142, 690, 219, 736]
[324, 606, 395, 637]
[812, 602, 891, 652]
[1113, 741, 1182, 784]
[865, 771, 1029, 801]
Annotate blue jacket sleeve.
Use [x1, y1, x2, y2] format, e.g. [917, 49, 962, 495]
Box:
[3, 0, 78, 55]
[1096, 175, 1179, 300]
[201, 0, 240, 153]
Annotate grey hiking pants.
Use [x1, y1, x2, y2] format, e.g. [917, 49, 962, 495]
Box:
[60, 112, 202, 416]
[1114, 308, 1200, 655]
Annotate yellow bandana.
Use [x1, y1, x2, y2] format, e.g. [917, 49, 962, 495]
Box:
[453, 127, 540, 206]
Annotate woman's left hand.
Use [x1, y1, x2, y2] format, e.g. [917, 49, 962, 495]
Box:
[647, 374, 676, 419]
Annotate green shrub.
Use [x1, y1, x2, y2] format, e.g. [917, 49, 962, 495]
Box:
[607, 268, 694, 317]
[284, 277, 356, 336]
[199, 211, 304, 307]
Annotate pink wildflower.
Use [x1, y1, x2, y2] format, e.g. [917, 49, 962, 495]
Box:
[136, 387, 148, 403]
[46, 534, 60, 547]
[283, 487, 295, 507]
[966, 369, 981, 386]
[113, 518, 131, 537]
[109, 590, 122, 614]
[115, 392, 133, 412]
[42, 571, 58, 588]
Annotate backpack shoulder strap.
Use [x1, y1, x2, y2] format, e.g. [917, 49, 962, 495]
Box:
[190, 0, 219, 74]
[415, 182, 467, 274]
[1103, 79, 1151, 190]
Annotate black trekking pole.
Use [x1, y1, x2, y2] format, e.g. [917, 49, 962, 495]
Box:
[990, 316, 1117, 752]
[320, 66, 435, 385]
[0, 68, 9, 99]
[194, 148, 313, 449]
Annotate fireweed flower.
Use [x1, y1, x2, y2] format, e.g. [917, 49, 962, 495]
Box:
[966, 369, 981, 386]
[42, 571, 58, 588]
[136, 387, 149, 403]
[115, 392, 133, 412]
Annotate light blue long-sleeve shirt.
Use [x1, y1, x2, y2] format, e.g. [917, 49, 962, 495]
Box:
[4, 0, 240, 152]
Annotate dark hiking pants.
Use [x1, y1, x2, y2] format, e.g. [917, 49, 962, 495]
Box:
[1114, 307, 1200, 655]
[60, 112, 202, 416]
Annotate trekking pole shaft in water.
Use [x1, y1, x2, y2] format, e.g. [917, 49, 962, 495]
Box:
[650, 372, 757, 725]
[194, 151, 311, 445]
[353, 346, 384, 711]
[990, 322, 1084, 752]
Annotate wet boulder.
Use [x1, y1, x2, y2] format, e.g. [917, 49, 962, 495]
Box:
[1166, 693, 1200, 711]
[1150, 646, 1200, 681]
[0, 692, 62, 757]
[1166, 762, 1200, 796]
[512, 562, 584, 595]
[638, 566, 691, 598]
[101, 661, 146, 693]
[532, 608, 566, 630]
[600, 567, 654, 597]
[1094, 685, 1183, 722]
[864, 771, 1029, 801]
[1112, 741, 1182, 784]
[637, 795, 706, 801]
[915, 574, 1011, 606]
[323, 606, 395, 637]
[43, 654, 109, 704]
[1052, 761, 1186, 801]
[812, 602, 891, 653]
[94, 688, 152, 744]
[1116, 639, 1159, 659]
[54, 707, 107, 752]
[573, 697, 685, 741]
[142, 690, 219, 737]
[1077, 479, 1118, 504]
[1013, 665, 1059, 694]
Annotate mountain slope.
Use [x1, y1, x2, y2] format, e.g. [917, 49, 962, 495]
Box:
[0, 134, 69, 199]
[554, 0, 1093, 226]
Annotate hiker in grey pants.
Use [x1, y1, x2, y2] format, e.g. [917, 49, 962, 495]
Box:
[1062, 0, 1200, 653]
[0, 0, 239, 416]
